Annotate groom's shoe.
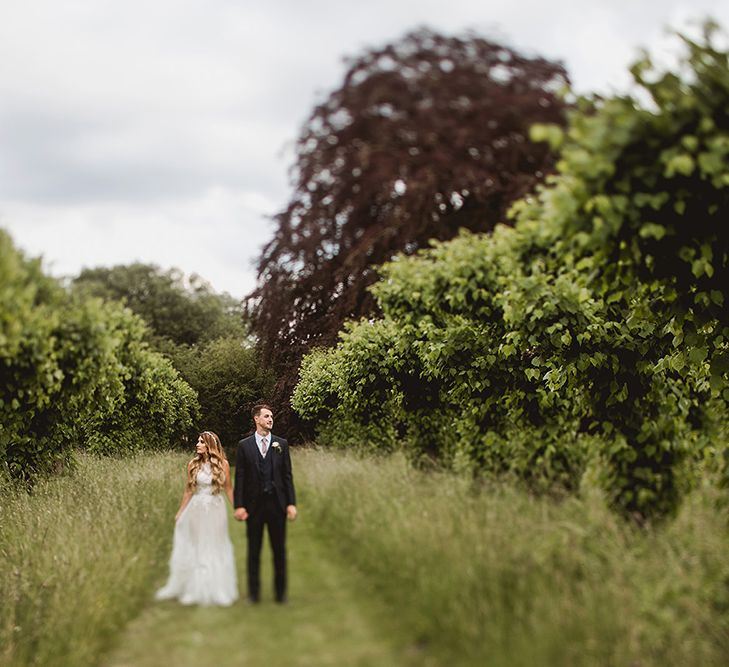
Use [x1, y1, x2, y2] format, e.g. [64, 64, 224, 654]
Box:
[246, 596, 260, 605]
[275, 595, 288, 605]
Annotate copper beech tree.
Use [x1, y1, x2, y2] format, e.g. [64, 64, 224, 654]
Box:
[246, 29, 570, 433]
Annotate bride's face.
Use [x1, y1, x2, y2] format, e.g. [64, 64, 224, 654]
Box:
[196, 437, 207, 455]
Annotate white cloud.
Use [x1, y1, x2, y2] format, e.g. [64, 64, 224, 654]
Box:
[0, 187, 276, 298]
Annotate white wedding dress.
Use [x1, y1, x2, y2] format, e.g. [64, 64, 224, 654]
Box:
[155, 463, 238, 606]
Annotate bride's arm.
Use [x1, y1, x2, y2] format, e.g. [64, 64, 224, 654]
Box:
[224, 460, 234, 506]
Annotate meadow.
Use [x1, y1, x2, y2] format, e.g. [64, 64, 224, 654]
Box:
[2, 448, 728, 667]
[0, 453, 183, 667]
[299, 448, 729, 666]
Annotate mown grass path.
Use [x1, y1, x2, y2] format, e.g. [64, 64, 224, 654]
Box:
[102, 494, 423, 667]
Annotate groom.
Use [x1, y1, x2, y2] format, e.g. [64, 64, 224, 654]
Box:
[234, 403, 297, 604]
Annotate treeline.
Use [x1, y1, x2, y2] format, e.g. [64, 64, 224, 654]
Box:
[74, 264, 273, 449]
[0, 237, 271, 479]
[293, 28, 729, 519]
[0, 231, 198, 479]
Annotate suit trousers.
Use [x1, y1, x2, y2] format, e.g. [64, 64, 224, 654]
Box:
[246, 493, 287, 601]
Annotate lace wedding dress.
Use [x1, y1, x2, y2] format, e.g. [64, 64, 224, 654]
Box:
[155, 463, 238, 606]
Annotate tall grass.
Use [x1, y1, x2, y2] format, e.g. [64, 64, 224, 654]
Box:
[3, 448, 728, 667]
[297, 448, 729, 667]
[0, 451, 187, 667]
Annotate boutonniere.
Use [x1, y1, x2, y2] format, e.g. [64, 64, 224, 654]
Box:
[272, 442, 282, 453]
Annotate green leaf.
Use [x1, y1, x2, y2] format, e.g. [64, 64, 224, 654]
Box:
[665, 154, 695, 177]
[639, 223, 667, 240]
[688, 346, 708, 365]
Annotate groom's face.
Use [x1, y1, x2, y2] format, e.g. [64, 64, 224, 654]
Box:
[255, 409, 273, 433]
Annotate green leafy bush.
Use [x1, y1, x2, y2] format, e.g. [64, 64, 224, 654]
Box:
[293, 26, 729, 519]
[168, 335, 273, 451]
[0, 230, 199, 479]
[72, 263, 268, 447]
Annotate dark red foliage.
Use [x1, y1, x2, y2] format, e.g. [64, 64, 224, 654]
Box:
[246, 29, 570, 436]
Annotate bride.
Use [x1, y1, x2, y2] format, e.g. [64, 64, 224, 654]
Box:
[155, 431, 238, 606]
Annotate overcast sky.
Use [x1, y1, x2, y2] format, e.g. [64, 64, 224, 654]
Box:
[1, 0, 728, 298]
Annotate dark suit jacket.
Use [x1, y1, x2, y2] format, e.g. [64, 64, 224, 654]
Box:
[234, 434, 296, 514]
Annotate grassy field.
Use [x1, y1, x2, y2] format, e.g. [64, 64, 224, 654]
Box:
[2, 448, 728, 666]
[296, 448, 729, 667]
[101, 482, 417, 667]
[0, 452, 184, 667]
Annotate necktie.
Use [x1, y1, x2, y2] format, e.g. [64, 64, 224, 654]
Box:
[261, 437, 268, 455]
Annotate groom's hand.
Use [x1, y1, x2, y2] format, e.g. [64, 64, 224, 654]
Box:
[234, 507, 248, 521]
[286, 505, 297, 521]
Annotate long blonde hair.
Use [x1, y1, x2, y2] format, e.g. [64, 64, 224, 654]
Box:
[187, 431, 228, 494]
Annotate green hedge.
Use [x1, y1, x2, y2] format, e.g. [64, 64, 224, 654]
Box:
[292, 27, 729, 519]
[0, 230, 199, 479]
